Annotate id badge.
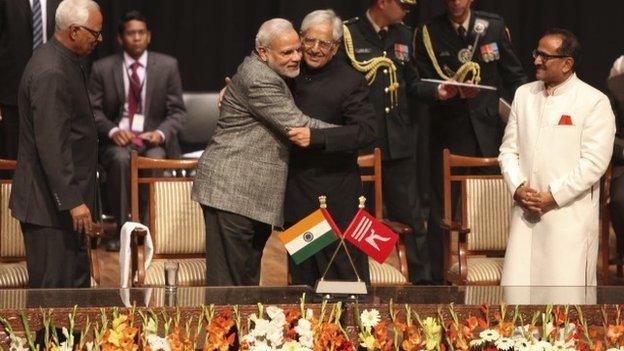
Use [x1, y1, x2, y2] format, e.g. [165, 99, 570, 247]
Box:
[131, 114, 145, 133]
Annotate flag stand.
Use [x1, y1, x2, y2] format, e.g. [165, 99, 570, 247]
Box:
[315, 196, 367, 296]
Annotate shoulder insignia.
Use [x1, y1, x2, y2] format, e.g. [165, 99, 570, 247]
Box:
[474, 11, 503, 22]
[343, 17, 359, 25]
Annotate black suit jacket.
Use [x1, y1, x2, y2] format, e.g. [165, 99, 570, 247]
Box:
[0, 0, 60, 105]
[415, 11, 527, 157]
[10, 38, 98, 229]
[88, 52, 186, 157]
[284, 59, 376, 228]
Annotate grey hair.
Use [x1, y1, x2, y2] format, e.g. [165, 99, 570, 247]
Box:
[55, 0, 100, 32]
[255, 18, 295, 48]
[300, 9, 343, 41]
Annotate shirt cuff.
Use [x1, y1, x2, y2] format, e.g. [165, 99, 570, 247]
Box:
[156, 129, 166, 141]
[108, 127, 120, 139]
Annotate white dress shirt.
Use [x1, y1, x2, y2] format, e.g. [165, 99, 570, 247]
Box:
[29, 0, 48, 44]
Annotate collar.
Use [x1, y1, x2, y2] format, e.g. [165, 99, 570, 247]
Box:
[123, 50, 148, 68]
[542, 73, 577, 97]
[301, 56, 336, 76]
[449, 11, 471, 33]
[50, 37, 82, 63]
[366, 10, 388, 34]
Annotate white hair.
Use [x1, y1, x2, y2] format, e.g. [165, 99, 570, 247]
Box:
[255, 18, 295, 48]
[300, 9, 343, 41]
[55, 0, 100, 32]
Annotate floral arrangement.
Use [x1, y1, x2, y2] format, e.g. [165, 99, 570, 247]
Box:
[2, 299, 624, 351]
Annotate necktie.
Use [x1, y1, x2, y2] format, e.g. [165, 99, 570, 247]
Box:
[32, 0, 43, 50]
[378, 29, 388, 43]
[127, 61, 144, 148]
[457, 26, 467, 41]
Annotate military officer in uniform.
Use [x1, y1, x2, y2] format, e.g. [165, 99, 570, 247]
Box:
[414, 0, 527, 283]
[342, 0, 457, 283]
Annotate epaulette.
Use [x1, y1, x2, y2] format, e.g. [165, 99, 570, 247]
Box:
[474, 10, 503, 22]
[343, 17, 359, 25]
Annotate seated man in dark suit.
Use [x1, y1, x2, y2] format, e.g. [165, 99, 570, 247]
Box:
[89, 10, 186, 249]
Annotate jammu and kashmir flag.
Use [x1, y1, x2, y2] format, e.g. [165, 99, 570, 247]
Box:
[278, 208, 340, 265]
[343, 209, 398, 263]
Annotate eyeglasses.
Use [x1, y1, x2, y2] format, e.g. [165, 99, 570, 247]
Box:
[77, 25, 102, 40]
[532, 49, 569, 62]
[301, 37, 335, 52]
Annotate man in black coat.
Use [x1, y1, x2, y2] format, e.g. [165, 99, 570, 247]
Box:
[0, 0, 61, 160]
[414, 0, 527, 282]
[9, 0, 102, 288]
[342, 0, 456, 284]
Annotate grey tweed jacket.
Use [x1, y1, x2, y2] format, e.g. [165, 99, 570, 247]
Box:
[191, 53, 335, 226]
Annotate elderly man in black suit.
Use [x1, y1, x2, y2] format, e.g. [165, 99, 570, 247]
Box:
[89, 11, 186, 248]
[0, 0, 61, 160]
[9, 0, 102, 288]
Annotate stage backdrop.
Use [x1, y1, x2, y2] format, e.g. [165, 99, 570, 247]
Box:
[93, 0, 624, 93]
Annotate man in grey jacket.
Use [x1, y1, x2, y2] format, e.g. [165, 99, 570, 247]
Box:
[191, 18, 335, 286]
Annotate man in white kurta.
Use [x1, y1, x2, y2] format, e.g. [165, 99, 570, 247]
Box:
[499, 29, 615, 286]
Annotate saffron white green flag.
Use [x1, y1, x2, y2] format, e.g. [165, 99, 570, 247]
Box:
[278, 208, 339, 265]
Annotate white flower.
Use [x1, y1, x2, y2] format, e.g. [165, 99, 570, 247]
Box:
[513, 337, 531, 351]
[250, 341, 272, 351]
[8, 335, 28, 351]
[299, 334, 313, 348]
[250, 318, 271, 338]
[305, 308, 314, 320]
[551, 340, 574, 351]
[531, 340, 553, 351]
[281, 341, 312, 351]
[469, 339, 486, 347]
[85, 341, 95, 351]
[606, 348, 624, 351]
[295, 318, 312, 336]
[147, 334, 171, 351]
[360, 309, 381, 329]
[266, 306, 285, 320]
[58, 341, 73, 351]
[480, 329, 501, 342]
[496, 337, 515, 350]
[266, 327, 284, 347]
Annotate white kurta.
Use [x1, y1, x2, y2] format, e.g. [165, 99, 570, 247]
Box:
[498, 74, 615, 286]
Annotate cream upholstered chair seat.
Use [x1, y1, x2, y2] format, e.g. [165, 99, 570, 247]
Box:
[448, 257, 505, 284]
[369, 259, 407, 285]
[144, 258, 206, 286]
[1, 183, 28, 288]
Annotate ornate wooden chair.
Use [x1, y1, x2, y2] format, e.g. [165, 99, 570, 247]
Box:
[129, 152, 206, 286]
[0, 159, 101, 287]
[358, 148, 412, 285]
[441, 149, 511, 285]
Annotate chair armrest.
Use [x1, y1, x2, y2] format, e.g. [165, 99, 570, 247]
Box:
[86, 235, 101, 286]
[131, 228, 148, 286]
[381, 219, 413, 236]
[440, 219, 470, 234]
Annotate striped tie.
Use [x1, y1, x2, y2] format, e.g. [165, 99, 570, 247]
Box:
[32, 0, 43, 50]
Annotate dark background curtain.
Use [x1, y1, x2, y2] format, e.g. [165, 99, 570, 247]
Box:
[94, 0, 624, 92]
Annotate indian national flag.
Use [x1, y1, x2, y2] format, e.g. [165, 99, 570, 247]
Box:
[278, 208, 339, 265]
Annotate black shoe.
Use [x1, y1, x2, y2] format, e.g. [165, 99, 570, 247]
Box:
[104, 238, 120, 252]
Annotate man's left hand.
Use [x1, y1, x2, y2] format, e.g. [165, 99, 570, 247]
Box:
[288, 127, 311, 147]
[524, 191, 557, 215]
[459, 86, 480, 99]
[139, 131, 163, 146]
